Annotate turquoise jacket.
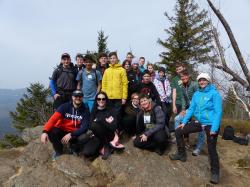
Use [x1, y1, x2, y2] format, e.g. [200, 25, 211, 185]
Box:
[182, 84, 222, 133]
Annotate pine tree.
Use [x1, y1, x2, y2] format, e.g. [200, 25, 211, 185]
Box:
[158, 0, 216, 74]
[97, 30, 109, 54]
[10, 83, 53, 131]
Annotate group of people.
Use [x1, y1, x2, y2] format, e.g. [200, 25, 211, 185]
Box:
[40, 51, 222, 184]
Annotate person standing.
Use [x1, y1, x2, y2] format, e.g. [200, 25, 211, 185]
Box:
[96, 52, 109, 76]
[102, 51, 128, 125]
[50, 53, 78, 110]
[139, 57, 146, 73]
[75, 53, 85, 72]
[76, 54, 102, 113]
[169, 73, 222, 184]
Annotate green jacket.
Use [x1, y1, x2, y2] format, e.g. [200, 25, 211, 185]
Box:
[181, 80, 199, 110]
[170, 76, 183, 105]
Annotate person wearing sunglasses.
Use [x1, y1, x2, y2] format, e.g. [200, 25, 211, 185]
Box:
[40, 90, 99, 161]
[90, 91, 124, 160]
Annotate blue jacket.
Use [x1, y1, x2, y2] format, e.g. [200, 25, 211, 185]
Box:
[182, 84, 222, 133]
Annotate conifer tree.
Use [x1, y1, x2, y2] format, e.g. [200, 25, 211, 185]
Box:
[158, 0, 216, 73]
[10, 83, 53, 131]
[97, 30, 109, 54]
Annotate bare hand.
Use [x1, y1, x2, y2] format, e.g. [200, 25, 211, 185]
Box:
[61, 133, 72, 144]
[140, 134, 148, 142]
[41, 133, 48, 144]
[106, 116, 114, 123]
[54, 94, 60, 100]
[173, 105, 177, 114]
[122, 99, 126, 105]
[177, 123, 185, 129]
[180, 110, 186, 116]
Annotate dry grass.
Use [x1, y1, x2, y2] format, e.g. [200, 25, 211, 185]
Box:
[221, 118, 250, 135]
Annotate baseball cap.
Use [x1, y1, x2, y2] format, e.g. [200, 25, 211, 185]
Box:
[72, 90, 83, 97]
[61, 53, 71, 59]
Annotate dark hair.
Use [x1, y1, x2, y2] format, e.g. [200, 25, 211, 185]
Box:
[84, 54, 94, 63]
[142, 69, 150, 76]
[122, 59, 131, 67]
[147, 63, 154, 68]
[109, 51, 118, 58]
[176, 63, 185, 68]
[139, 93, 150, 100]
[98, 52, 108, 59]
[139, 57, 145, 61]
[75, 53, 85, 61]
[126, 52, 134, 58]
[180, 70, 190, 76]
[91, 91, 110, 120]
[131, 92, 139, 99]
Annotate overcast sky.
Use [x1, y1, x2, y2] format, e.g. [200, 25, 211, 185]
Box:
[0, 0, 249, 89]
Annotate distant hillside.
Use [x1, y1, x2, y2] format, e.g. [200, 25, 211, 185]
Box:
[0, 88, 26, 138]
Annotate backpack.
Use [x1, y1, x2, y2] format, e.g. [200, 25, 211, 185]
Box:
[222, 125, 235, 140]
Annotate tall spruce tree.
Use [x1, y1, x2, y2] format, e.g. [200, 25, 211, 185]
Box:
[10, 83, 53, 131]
[158, 0, 215, 73]
[97, 30, 109, 54]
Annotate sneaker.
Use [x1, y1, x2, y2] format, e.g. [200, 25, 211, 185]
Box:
[169, 151, 187, 162]
[210, 173, 219, 184]
[192, 148, 201, 156]
[101, 145, 114, 160]
[52, 152, 62, 161]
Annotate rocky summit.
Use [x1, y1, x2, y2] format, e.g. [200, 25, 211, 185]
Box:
[0, 126, 250, 187]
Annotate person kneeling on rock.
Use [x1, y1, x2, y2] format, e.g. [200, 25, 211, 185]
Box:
[40, 90, 100, 161]
[133, 94, 169, 155]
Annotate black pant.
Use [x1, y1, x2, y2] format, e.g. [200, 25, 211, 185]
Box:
[134, 130, 168, 152]
[109, 99, 122, 130]
[175, 122, 219, 174]
[90, 122, 115, 145]
[48, 127, 100, 157]
[122, 115, 136, 135]
[53, 92, 72, 110]
[161, 102, 171, 127]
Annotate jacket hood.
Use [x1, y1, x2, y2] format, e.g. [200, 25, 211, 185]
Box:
[109, 63, 122, 68]
[198, 83, 216, 92]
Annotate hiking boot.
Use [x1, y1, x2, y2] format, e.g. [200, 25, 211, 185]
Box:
[101, 145, 114, 160]
[210, 173, 219, 184]
[52, 152, 62, 161]
[192, 148, 201, 156]
[169, 151, 187, 162]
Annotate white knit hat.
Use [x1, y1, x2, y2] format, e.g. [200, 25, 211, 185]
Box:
[197, 73, 211, 82]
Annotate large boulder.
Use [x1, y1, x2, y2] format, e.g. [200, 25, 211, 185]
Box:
[21, 126, 43, 142]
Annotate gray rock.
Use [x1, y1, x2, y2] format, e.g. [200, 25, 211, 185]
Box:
[21, 126, 43, 142]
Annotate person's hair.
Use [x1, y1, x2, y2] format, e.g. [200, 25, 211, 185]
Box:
[131, 92, 139, 99]
[139, 93, 150, 100]
[84, 54, 94, 63]
[142, 70, 150, 76]
[139, 57, 145, 61]
[176, 63, 185, 68]
[147, 63, 154, 68]
[109, 51, 118, 58]
[91, 91, 110, 121]
[126, 52, 134, 58]
[98, 52, 108, 59]
[75, 53, 85, 61]
[180, 70, 190, 77]
[122, 59, 131, 67]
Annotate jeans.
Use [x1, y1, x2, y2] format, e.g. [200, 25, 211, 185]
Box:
[175, 121, 220, 174]
[83, 99, 95, 113]
[174, 114, 205, 150]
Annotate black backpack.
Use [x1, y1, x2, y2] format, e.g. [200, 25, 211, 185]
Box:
[222, 125, 235, 140]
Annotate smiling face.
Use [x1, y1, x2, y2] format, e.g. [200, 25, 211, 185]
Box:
[198, 78, 209, 88]
[109, 55, 118, 65]
[147, 65, 154, 73]
[143, 73, 151, 84]
[176, 66, 184, 75]
[140, 97, 150, 110]
[180, 74, 190, 84]
[72, 95, 83, 106]
[123, 62, 130, 71]
[131, 94, 140, 106]
[96, 93, 107, 108]
[61, 57, 71, 68]
[99, 56, 108, 66]
[76, 57, 84, 67]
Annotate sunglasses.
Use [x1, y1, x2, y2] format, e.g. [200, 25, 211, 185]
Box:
[97, 98, 106, 101]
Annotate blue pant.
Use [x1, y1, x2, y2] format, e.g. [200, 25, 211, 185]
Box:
[83, 99, 95, 113]
[174, 114, 205, 150]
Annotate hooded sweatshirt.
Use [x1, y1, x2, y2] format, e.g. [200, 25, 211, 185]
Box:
[182, 84, 222, 133]
[102, 63, 128, 99]
[43, 102, 90, 137]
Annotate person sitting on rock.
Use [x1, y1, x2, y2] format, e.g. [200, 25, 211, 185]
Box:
[169, 73, 222, 184]
[40, 90, 100, 161]
[121, 92, 140, 136]
[133, 94, 168, 155]
[90, 91, 124, 160]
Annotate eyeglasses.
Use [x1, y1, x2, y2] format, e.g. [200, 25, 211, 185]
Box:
[97, 98, 106, 101]
[132, 97, 139, 100]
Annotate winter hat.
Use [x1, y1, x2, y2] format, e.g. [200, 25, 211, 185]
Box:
[158, 67, 166, 73]
[131, 58, 139, 65]
[197, 73, 211, 82]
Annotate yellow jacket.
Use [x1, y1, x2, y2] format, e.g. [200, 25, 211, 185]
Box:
[102, 63, 128, 99]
